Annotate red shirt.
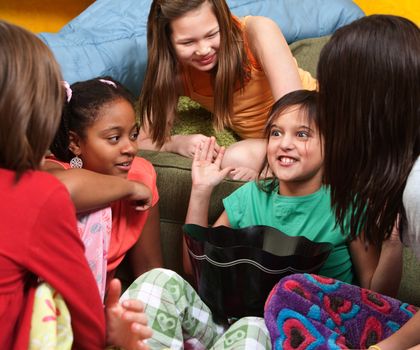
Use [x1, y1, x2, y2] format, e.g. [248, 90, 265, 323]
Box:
[108, 156, 159, 277]
[0, 169, 105, 349]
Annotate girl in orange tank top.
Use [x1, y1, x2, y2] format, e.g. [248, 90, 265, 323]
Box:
[139, 0, 316, 181]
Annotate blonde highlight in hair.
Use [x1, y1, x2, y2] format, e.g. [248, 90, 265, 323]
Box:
[0, 20, 63, 178]
[139, 0, 250, 146]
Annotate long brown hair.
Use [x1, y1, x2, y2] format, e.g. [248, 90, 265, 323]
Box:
[0, 20, 63, 178]
[139, 0, 250, 146]
[317, 15, 420, 245]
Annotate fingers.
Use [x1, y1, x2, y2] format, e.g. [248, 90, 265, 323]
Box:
[213, 146, 225, 168]
[202, 136, 220, 159]
[220, 166, 235, 179]
[389, 214, 402, 242]
[122, 309, 149, 326]
[122, 299, 146, 313]
[228, 167, 258, 181]
[105, 278, 122, 307]
[136, 339, 150, 350]
[123, 304, 153, 349]
[131, 322, 153, 337]
[193, 142, 201, 162]
[199, 136, 212, 161]
[135, 204, 152, 211]
[134, 199, 152, 211]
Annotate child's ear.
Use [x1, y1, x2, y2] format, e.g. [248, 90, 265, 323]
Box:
[68, 131, 82, 156]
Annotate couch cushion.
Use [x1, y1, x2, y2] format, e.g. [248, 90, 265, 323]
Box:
[398, 248, 420, 306]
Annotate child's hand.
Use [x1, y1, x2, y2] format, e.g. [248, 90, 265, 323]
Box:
[105, 279, 152, 350]
[168, 134, 220, 158]
[191, 136, 233, 190]
[128, 182, 153, 211]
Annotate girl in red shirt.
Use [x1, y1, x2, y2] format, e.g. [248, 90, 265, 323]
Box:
[45, 77, 163, 296]
[0, 20, 151, 349]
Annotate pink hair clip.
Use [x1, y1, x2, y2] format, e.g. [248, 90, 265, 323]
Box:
[99, 79, 117, 88]
[62, 81, 72, 102]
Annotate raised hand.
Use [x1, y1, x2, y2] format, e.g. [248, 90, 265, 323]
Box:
[105, 279, 152, 350]
[191, 136, 233, 190]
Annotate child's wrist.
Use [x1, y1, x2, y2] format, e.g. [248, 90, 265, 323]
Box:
[191, 184, 214, 196]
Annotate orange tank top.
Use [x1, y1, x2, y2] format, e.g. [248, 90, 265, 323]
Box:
[181, 16, 317, 139]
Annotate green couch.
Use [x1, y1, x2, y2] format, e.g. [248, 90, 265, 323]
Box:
[133, 35, 420, 307]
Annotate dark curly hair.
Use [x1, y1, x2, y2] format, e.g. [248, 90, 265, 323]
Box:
[50, 77, 135, 162]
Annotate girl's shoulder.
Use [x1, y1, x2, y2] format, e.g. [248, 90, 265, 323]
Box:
[1, 168, 70, 205]
[239, 15, 281, 70]
[128, 156, 157, 184]
[241, 15, 279, 36]
[130, 156, 155, 174]
[44, 156, 70, 170]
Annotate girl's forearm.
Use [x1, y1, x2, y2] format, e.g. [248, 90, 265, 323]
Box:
[183, 186, 213, 278]
[369, 239, 403, 297]
[185, 185, 213, 227]
[50, 168, 137, 212]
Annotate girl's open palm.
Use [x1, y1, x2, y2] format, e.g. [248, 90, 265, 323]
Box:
[191, 137, 233, 189]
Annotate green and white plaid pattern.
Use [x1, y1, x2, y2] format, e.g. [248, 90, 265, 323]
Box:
[120, 269, 271, 349]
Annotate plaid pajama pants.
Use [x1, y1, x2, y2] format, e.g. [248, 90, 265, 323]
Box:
[120, 268, 271, 350]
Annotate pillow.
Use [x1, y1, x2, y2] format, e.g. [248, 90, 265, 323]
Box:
[228, 0, 363, 43]
[39, 0, 363, 96]
[183, 224, 333, 321]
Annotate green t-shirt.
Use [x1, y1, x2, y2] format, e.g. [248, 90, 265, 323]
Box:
[222, 182, 354, 284]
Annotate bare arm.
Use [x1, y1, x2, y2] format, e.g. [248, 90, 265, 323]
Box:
[245, 16, 302, 100]
[349, 235, 380, 289]
[185, 137, 232, 226]
[350, 224, 403, 297]
[129, 204, 163, 277]
[369, 223, 403, 296]
[183, 137, 232, 276]
[44, 160, 152, 213]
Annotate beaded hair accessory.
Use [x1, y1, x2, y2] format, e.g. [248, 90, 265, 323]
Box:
[99, 79, 117, 88]
[62, 81, 72, 102]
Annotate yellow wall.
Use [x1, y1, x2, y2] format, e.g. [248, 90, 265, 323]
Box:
[354, 0, 420, 25]
[0, 0, 94, 33]
[0, 0, 419, 33]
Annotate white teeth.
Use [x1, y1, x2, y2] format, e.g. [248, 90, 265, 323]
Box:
[279, 156, 296, 164]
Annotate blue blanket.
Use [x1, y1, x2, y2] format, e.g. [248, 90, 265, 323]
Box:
[39, 0, 364, 96]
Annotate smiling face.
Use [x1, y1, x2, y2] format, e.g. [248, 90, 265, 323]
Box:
[74, 98, 139, 178]
[267, 105, 323, 196]
[170, 1, 220, 72]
